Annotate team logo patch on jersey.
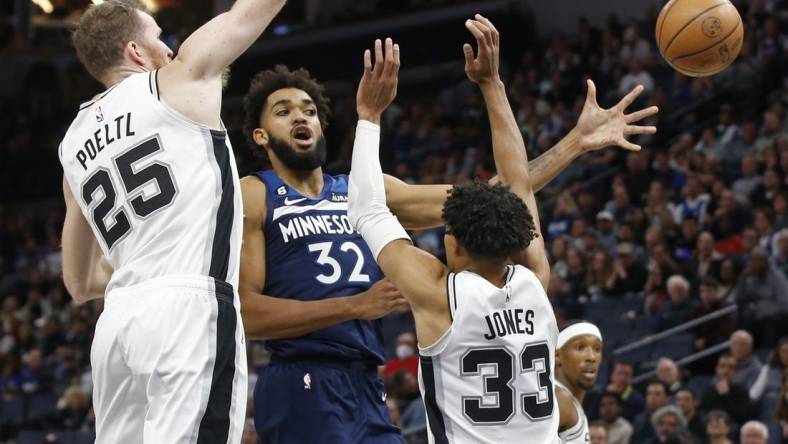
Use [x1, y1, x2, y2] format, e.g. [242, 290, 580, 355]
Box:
[95, 106, 104, 123]
[303, 372, 312, 390]
[277, 186, 287, 196]
[331, 193, 348, 202]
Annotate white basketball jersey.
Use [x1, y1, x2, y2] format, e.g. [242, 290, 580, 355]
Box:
[59, 71, 242, 294]
[556, 382, 590, 444]
[418, 265, 559, 444]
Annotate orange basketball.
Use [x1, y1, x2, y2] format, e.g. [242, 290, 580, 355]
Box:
[656, 0, 744, 77]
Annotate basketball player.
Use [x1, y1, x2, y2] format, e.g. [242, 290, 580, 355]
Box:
[240, 19, 656, 444]
[59, 0, 285, 442]
[347, 16, 655, 443]
[555, 321, 604, 443]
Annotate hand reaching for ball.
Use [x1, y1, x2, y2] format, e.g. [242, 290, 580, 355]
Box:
[574, 80, 659, 153]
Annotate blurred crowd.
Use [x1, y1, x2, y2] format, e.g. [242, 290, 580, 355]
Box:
[1, 0, 788, 443]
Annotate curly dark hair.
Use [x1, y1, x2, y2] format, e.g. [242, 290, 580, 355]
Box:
[242, 65, 331, 152]
[441, 181, 537, 261]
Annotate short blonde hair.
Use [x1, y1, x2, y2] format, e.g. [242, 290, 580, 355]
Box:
[72, 0, 146, 81]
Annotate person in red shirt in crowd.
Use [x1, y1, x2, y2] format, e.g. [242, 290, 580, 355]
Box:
[382, 332, 418, 379]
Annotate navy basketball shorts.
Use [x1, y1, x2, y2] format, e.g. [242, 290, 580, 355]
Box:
[254, 359, 403, 444]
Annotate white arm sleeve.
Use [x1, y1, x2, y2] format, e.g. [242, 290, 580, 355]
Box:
[347, 120, 410, 261]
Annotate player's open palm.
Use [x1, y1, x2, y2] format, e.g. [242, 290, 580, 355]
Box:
[463, 15, 500, 84]
[356, 38, 400, 121]
[575, 79, 659, 152]
[355, 278, 408, 320]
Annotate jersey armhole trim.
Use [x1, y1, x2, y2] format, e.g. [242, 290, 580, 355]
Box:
[149, 70, 161, 100]
[447, 272, 457, 320]
[506, 265, 515, 283]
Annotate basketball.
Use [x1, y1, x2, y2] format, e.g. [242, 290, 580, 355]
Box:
[656, 0, 744, 77]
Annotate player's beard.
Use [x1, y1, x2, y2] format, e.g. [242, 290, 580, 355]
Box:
[268, 134, 327, 171]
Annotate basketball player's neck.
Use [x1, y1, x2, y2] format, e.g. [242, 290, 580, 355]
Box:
[101, 65, 148, 89]
[275, 164, 324, 198]
[557, 371, 586, 402]
[464, 260, 509, 288]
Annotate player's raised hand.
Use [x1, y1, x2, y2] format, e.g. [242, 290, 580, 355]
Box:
[575, 80, 659, 152]
[463, 14, 500, 84]
[353, 278, 409, 320]
[356, 37, 400, 124]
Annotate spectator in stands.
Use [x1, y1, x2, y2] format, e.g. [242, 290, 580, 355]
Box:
[675, 388, 705, 442]
[776, 369, 788, 443]
[619, 59, 654, 97]
[632, 381, 670, 444]
[691, 277, 736, 349]
[605, 184, 636, 223]
[701, 353, 751, 426]
[693, 231, 723, 280]
[589, 421, 609, 444]
[649, 405, 697, 444]
[595, 211, 618, 251]
[732, 155, 763, 200]
[705, 409, 734, 444]
[734, 247, 788, 347]
[55, 385, 90, 430]
[382, 332, 418, 379]
[656, 358, 683, 395]
[740, 420, 769, 444]
[606, 242, 648, 296]
[674, 177, 711, 225]
[605, 361, 646, 421]
[753, 169, 783, 209]
[19, 348, 52, 395]
[599, 391, 633, 444]
[730, 330, 763, 389]
[586, 250, 614, 298]
[657, 275, 696, 331]
[709, 190, 753, 243]
[750, 338, 788, 422]
[716, 258, 741, 301]
[774, 229, 788, 277]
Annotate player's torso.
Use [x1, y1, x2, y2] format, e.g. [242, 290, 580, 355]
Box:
[255, 170, 384, 362]
[59, 71, 242, 293]
[556, 382, 590, 444]
[419, 265, 559, 444]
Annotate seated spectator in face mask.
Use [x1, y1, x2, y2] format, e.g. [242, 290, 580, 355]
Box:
[740, 420, 769, 444]
[383, 332, 418, 379]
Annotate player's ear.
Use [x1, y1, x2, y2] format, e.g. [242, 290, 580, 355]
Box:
[125, 41, 146, 68]
[555, 349, 563, 367]
[252, 128, 269, 147]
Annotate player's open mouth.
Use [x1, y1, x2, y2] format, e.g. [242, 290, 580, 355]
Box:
[582, 370, 596, 379]
[292, 126, 314, 148]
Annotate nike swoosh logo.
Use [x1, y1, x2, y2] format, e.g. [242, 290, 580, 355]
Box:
[284, 197, 307, 205]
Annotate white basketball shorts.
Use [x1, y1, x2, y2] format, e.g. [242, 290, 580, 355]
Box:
[91, 275, 247, 444]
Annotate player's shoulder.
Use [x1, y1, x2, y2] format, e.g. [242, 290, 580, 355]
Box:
[240, 174, 268, 223]
[555, 384, 579, 430]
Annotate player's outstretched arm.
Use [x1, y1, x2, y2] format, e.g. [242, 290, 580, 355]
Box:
[238, 177, 407, 340]
[350, 38, 451, 345]
[463, 16, 551, 288]
[383, 37, 658, 232]
[61, 179, 113, 304]
[165, 0, 286, 82]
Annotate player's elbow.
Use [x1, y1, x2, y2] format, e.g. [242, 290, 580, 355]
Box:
[63, 276, 89, 304]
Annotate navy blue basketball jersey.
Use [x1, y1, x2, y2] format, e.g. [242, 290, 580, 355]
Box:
[255, 170, 386, 363]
